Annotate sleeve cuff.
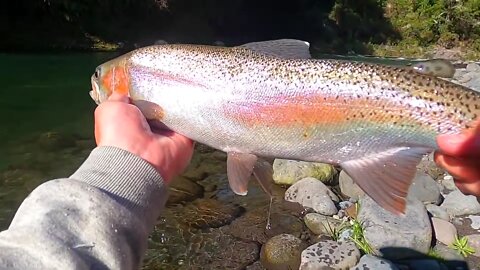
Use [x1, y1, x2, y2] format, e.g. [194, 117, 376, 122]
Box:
[70, 146, 168, 220]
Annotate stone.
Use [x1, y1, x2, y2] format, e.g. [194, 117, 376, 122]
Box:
[350, 255, 399, 270]
[300, 240, 360, 270]
[466, 63, 480, 72]
[273, 159, 337, 185]
[441, 175, 457, 191]
[285, 178, 338, 215]
[304, 213, 345, 236]
[440, 190, 480, 217]
[465, 234, 480, 257]
[246, 261, 265, 270]
[339, 171, 364, 200]
[426, 204, 450, 221]
[358, 196, 432, 260]
[467, 215, 480, 230]
[408, 171, 442, 205]
[260, 234, 305, 270]
[431, 217, 457, 246]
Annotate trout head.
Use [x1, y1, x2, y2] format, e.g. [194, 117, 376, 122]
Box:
[90, 56, 130, 104]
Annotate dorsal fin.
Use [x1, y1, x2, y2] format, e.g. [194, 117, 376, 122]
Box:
[239, 39, 311, 59]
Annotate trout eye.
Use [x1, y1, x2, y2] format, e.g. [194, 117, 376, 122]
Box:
[94, 68, 100, 78]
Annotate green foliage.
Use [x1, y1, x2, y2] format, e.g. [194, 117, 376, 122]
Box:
[349, 218, 375, 255]
[427, 248, 445, 261]
[322, 219, 348, 241]
[451, 236, 476, 257]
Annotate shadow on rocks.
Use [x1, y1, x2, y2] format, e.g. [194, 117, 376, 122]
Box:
[380, 247, 469, 270]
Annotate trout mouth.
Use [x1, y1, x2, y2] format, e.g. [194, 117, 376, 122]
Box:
[90, 75, 101, 105]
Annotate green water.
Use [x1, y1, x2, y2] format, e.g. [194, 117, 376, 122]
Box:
[0, 53, 118, 168]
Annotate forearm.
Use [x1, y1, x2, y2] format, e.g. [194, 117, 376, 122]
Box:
[0, 146, 167, 270]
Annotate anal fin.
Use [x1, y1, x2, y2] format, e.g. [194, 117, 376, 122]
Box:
[340, 146, 433, 215]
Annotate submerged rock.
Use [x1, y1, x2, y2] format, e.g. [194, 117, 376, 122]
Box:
[358, 196, 431, 260]
[167, 176, 204, 205]
[300, 240, 360, 270]
[273, 159, 337, 185]
[285, 177, 339, 216]
[350, 254, 399, 270]
[465, 234, 480, 257]
[177, 199, 243, 229]
[260, 234, 305, 270]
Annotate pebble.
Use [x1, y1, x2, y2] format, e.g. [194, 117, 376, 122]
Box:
[431, 217, 457, 246]
[350, 255, 398, 270]
[260, 234, 305, 270]
[273, 159, 337, 185]
[285, 177, 338, 215]
[339, 171, 364, 200]
[440, 190, 480, 217]
[300, 240, 360, 270]
[358, 196, 432, 260]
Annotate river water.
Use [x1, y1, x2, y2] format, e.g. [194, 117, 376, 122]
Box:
[0, 52, 417, 269]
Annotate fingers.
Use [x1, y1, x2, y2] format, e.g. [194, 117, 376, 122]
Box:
[107, 92, 130, 103]
[455, 181, 480, 197]
[437, 132, 480, 157]
[434, 152, 480, 182]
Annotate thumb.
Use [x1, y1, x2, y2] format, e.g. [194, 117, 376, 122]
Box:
[108, 92, 130, 103]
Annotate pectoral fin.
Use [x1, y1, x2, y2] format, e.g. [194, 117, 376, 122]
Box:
[340, 146, 432, 215]
[227, 152, 258, 195]
[227, 153, 274, 197]
[239, 39, 311, 59]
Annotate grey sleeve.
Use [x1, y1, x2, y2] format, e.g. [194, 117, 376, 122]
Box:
[0, 146, 168, 270]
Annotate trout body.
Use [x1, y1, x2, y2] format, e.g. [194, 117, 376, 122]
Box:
[91, 40, 480, 214]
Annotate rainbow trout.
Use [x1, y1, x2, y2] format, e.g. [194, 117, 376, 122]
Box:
[90, 39, 480, 214]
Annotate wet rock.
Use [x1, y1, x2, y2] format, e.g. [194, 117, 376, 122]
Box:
[304, 213, 345, 236]
[358, 196, 432, 260]
[465, 234, 480, 257]
[167, 176, 204, 205]
[182, 150, 226, 181]
[273, 159, 337, 185]
[145, 209, 258, 269]
[339, 171, 364, 200]
[350, 254, 399, 270]
[408, 171, 442, 205]
[300, 240, 360, 270]
[246, 261, 266, 270]
[285, 177, 338, 215]
[225, 206, 304, 244]
[177, 199, 242, 229]
[37, 131, 76, 151]
[426, 204, 450, 221]
[440, 190, 480, 217]
[431, 217, 457, 246]
[260, 234, 305, 270]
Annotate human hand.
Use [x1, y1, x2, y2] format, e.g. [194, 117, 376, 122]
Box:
[435, 126, 480, 196]
[94, 92, 194, 183]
